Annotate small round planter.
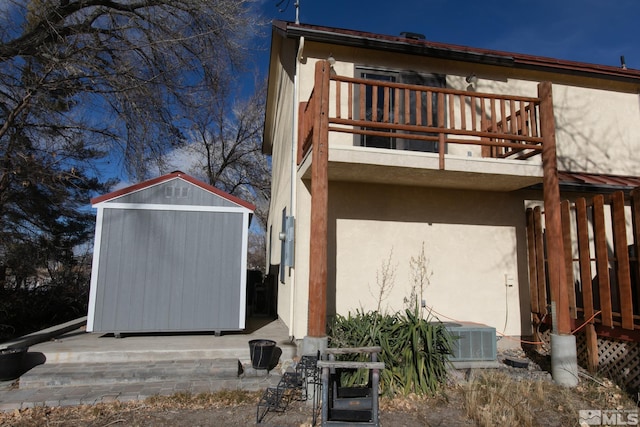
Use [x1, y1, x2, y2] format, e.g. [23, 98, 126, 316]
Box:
[0, 347, 28, 381]
[248, 339, 276, 370]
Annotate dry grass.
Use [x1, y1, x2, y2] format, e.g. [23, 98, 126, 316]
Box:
[1, 401, 148, 427]
[0, 390, 263, 427]
[379, 392, 433, 412]
[144, 389, 262, 409]
[460, 370, 637, 427]
[1, 374, 637, 426]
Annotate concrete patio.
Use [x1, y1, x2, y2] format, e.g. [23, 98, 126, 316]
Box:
[0, 316, 296, 411]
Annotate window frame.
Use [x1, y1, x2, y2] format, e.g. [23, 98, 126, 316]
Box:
[354, 66, 446, 153]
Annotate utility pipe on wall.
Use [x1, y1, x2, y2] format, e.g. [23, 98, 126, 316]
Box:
[287, 35, 304, 339]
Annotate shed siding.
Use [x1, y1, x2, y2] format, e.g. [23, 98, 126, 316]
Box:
[92, 208, 244, 332]
[111, 179, 238, 208]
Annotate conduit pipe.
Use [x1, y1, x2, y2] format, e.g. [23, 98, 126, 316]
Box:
[287, 35, 304, 339]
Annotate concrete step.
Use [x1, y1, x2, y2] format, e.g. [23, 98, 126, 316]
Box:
[40, 346, 297, 364]
[18, 358, 279, 389]
[28, 327, 297, 364]
[0, 366, 284, 412]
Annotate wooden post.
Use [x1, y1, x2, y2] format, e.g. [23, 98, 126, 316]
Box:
[576, 198, 595, 323]
[533, 206, 547, 314]
[438, 92, 445, 169]
[585, 323, 599, 373]
[527, 207, 543, 352]
[611, 191, 634, 330]
[526, 208, 539, 315]
[307, 60, 331, 337]
[561, 200, 576, 319]
[538, 82, 571, 335]
[632, 188, 640, 316]
[593, 195, 613, 327]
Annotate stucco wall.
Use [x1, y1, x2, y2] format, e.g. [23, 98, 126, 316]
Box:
[265, 36, 297, 329]
[326, 182, 531, 337]
[269, 34, 640, 339]
[296, 41, 640, 175]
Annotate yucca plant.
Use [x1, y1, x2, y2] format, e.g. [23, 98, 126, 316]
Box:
[328, 243, 453, 396]
[328, 306, 454, 396]
[389, 306, 453, 394]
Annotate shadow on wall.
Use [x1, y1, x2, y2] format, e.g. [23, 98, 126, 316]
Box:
[325, 182, 531, 332]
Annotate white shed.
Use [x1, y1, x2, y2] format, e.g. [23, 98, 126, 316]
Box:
[87, 171, 255, 334]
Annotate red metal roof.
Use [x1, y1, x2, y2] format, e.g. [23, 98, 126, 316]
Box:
[559, 171, 640, 189]
[91, 171, 256, 210]
[273, 20, 640, 83]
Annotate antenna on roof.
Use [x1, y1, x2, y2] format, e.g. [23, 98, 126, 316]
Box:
[276, 0, 300, 24]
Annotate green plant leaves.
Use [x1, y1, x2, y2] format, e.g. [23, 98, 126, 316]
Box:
[328, 307, 454, 396]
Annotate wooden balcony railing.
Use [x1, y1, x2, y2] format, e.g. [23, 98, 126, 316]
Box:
[298, 66, 545, 169]
[304, 60, 558, 338]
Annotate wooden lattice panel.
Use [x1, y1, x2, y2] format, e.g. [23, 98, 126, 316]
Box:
[538, 329, 640, 393]
[576, 333, 587, 367]
[596, 337, 640, 392]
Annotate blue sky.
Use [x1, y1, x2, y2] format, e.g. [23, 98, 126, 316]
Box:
[117, 0, 640, 187]
[260, 0, 640, 69]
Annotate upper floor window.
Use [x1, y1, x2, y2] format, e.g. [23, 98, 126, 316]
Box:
[355, 67, 446, 153]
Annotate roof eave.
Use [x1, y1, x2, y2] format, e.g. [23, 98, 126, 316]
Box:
[282, 24, 515, 68]
[274, 20, 640, 84]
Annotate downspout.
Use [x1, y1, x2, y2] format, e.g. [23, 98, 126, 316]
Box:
[288, 35, 305, 339]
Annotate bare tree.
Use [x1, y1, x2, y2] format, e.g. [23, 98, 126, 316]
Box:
[167, 77, 270, 230]
[0, 0, 268, 282]
[159, 76, 271, 270]
[1, 0, 264, 181]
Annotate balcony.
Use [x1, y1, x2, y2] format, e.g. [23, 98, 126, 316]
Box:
[301, 61, 562, 338]
[298, 63, 550, 191]
[301, 61, 563, 338]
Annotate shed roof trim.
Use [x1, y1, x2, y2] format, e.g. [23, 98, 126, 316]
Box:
[91, 171, 256, 211]
[273, 20, 640, 83]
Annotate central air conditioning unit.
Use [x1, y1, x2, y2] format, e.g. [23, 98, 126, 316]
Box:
[441, 322, 497, 364]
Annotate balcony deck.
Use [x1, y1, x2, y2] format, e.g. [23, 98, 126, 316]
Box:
[298, 68, 546, 191]
[298, 145, 543, 191]
[301, 60, 563, 339]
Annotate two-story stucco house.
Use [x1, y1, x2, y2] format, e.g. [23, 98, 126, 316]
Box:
[263, 20, 640, 354]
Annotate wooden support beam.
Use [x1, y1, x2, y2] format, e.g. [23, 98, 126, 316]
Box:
[576, 198, 595, 323]
[585, 323, 599, 373]
[533, 206, 547, 313]
[561, 200, 576, 319]
[526, 208, 540, 314]
[593, 195, 613, 327]
[632, 188, 640, 317]
[611, 191, 634, 330]
[307, 60, 331, 338]
[538, 82, 571, 335]
[438, 92, 445, 169]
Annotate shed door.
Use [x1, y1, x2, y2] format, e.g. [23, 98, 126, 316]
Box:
[92, 209, 244, 332]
